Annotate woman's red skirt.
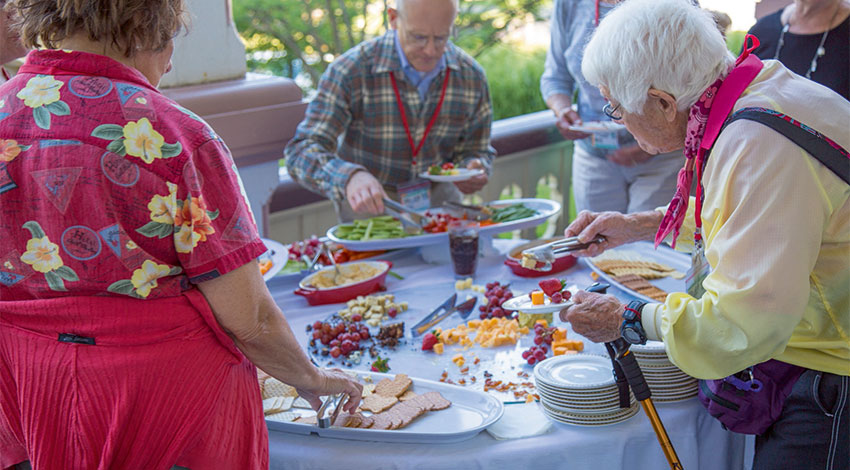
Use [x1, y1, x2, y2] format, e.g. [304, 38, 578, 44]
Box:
[0, 289, 268, 469]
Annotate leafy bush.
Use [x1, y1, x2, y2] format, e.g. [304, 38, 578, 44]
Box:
[477, 44, 547, 120]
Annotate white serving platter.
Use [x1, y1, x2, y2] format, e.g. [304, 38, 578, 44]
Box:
[584, 241, 690, 303]
[500, 285, 578, 314]
[260, 238, 289, 282]
[418, 168, 484, 182]
[327, 198, 561, 251]
[567, 121, 626, 134]
[265, 370, 503, 444]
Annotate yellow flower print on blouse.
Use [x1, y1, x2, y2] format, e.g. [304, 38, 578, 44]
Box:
[21, 236, 63, 273]
[123, 118, 165, 164]
[130, 260, 172, 298]
[147, 182, 178, 224]
[16, 75, 63, 108]
[175, 223, 202, 253]
[20, 221, 79, 292]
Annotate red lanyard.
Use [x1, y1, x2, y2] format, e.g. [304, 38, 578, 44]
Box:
[389, 68, 450, 167]
[595, 0, 600, 26]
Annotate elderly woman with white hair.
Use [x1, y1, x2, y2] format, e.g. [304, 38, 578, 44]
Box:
[559, 0, 849, 468]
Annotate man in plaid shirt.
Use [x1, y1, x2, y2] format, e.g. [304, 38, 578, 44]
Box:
[1, 0, 28, 84]
[285, 0, 495, 221]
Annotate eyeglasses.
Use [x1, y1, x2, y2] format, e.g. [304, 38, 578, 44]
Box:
[405, 32, 450, 49]
[602, 102, 623, 121]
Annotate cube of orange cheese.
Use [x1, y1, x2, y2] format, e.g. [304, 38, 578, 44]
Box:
[452, 353, 465, 367]
[433, 343, 444, 355]
[553, 327, 567, 342]
[531, 291, 545, 305]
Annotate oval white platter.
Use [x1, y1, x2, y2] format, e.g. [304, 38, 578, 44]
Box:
[327, 198, 561, 251]
[265, 370, 503, 444]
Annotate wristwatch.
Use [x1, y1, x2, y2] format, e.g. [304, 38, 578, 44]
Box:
[620, 300, 648, 345]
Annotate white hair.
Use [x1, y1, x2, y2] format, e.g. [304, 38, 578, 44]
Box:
[582, 0, 735, 113]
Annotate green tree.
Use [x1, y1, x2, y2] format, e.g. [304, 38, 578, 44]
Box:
[233, 0, 548, 91]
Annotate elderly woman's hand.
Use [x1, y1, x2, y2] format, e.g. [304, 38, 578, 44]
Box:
[297, 368, 364, 413]
[565, 210, 663, 257]
[559, 291, 623, 343]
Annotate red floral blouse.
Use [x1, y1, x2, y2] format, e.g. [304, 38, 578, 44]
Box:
[0, 50, 266, 301]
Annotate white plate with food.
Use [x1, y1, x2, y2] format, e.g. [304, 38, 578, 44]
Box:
[584, 241, 690, 303]
[326, 198, 561, 251]
[500, 287, 576, 314]
[568, 121, 626, 134]
[265, 370, 503, 443]
[260, 238, 289, 282]
[418, 168, 484, 183]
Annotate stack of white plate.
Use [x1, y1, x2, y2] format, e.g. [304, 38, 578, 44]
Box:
[533, 354, 639, 426]
[630, 341, 698, 402]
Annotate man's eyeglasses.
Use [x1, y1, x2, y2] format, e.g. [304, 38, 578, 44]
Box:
[603, 102, 623, 121]
[406, 32, 449, 49]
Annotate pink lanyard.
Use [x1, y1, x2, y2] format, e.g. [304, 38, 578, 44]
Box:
[694, 36, 764, 238]
[389, 68, 450, 168]
[595, 0, 601, 25]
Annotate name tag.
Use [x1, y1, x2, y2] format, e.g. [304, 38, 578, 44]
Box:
[396, 179, 431, 211]
[592, 131, 620, 150]
[685, 240, 710, 299]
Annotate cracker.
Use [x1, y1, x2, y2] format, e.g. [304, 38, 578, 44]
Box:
[420, 391, 451, 411]
[361, 384, 376, 397]
[398, 390, 418, 401]
[295, 415, 318, 425]
[370, 412, 394, 430]
[358, 415, 375, 429]
[263, 378, 298, 399]
[292, 397, 314, 409]
[262, 396, 295, 415]
[375, 373, 412, 398]
[360, 394, 399, 413]
[265, 411, 299, 423]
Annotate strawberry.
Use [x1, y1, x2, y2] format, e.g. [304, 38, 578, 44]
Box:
[538, 278, 565, 297]
[421, 332, 439, 351]
[371, 355, 390, 372]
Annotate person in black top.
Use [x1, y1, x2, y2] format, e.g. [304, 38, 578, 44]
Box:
[746, 0, 850, 100]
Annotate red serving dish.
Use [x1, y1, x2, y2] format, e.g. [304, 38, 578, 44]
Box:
[294, 260, 392, 306]
[504, 238, 577, 277]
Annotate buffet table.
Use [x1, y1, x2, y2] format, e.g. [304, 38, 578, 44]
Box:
[265, 240, 748, 470]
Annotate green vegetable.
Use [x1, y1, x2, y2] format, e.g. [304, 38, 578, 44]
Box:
[490, 203, 538, 223]
[334, 215, 408, 240]
[280, 260, 308, 274]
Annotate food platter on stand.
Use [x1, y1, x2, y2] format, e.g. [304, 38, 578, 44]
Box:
[326, 198, 561, 251]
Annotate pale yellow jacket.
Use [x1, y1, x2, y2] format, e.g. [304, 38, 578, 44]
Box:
[642, 61, 850, 379]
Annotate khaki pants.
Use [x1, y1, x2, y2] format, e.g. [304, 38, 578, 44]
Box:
[333, 181, 462, 223]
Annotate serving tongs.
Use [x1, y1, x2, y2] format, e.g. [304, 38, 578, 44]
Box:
[441, 201, 491, 221]
[520, 235, 606, 271]
[382, 197, 428, 235]
[317, 393, 346, 428]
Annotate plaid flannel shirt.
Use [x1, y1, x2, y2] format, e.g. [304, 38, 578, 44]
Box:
[284, 31, 495, 202]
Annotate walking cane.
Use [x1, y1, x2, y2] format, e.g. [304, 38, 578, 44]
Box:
[584, 283, 683, 470]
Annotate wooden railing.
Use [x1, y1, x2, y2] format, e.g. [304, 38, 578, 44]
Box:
[266, 110, 574, 243]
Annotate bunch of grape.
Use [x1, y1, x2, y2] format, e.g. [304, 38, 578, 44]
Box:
[521, 323, 558, 365]
[478, 281, 513, 319]
[309, 320, 370, 358]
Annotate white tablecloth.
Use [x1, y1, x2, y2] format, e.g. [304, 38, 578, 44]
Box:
[265, 240, 747, 470]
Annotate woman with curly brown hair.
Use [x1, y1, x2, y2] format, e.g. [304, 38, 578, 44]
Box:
[0, 1, 362, 469]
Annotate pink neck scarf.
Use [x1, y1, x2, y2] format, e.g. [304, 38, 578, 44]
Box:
[653, 77, 723, 249]
[654, 36, 763, 249]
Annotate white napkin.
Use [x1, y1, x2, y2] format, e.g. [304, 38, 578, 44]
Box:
[486, 402, 552, 440]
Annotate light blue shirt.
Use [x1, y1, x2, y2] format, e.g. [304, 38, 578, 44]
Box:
[395, 31, 446, 100]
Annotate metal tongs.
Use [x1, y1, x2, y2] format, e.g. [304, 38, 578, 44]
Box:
[441, 201, 491, 221]
[520, 235, 606, 271]
[317, 393, 347, 428]
[383, 197, 428, 235]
